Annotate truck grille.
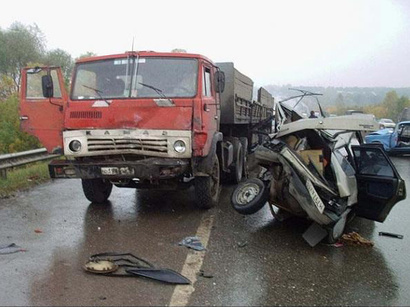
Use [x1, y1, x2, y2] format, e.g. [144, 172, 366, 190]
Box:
[87, 137, 168, 154]
[70, 111, 102, 119]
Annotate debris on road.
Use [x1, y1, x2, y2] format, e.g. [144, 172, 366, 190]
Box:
[84, 252, 190, 285]
[84, 260, 118, 274]
[327, 242, 344, 248]
[178, 236, 206, 251]
[379, 231, 404, 239]
[0, 243, 26, 254]
[34, 229, 43, 234]
[198, 269, 213, 278]
[341, 232, 374, 246]
[237, 241, 248, 248]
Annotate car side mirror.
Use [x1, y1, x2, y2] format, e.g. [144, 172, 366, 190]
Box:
[42, 75, 54, 98]
[215, 71, 225, 93]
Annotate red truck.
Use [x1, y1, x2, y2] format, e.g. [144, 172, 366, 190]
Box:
[19, 51, 273, 208]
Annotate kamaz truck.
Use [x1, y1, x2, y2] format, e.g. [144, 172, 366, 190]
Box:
[19, 51, 273, 208]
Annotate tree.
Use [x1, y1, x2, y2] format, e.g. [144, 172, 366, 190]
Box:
[0, 95, 40, 153]
[363, 104, 387, 119]
[382, 90, 399, 119]
[76, 52, 97, 60]
[0, 75, 14, 100]
[0, 22, 46, 92]
[395, 96, 410, 121]
[43, 48, 74, 86]
[335, 93, 345, 114]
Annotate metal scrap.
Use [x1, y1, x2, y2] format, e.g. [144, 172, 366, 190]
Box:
[0, 243, 26, 254]
[178, 236, 206, 251]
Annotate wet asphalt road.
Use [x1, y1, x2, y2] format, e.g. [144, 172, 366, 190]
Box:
[0, 157, 410, 306]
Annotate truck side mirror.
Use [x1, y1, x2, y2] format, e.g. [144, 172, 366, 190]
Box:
[42, 74, 54, 98]
[215, 71, 225, 93]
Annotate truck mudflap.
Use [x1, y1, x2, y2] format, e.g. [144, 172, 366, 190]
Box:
[48, 158, 189, 180]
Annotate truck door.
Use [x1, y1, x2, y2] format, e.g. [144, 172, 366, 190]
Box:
[351, 145, 406, 222]
[19, 67, 67, 153]
[200, 64, 219, 151]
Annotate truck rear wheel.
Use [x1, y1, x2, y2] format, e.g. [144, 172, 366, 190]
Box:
[195, 154, 220, 209]
[82, 179, 113, 203]
[239, 137, 249, 178]
[230, 139, 244, 184]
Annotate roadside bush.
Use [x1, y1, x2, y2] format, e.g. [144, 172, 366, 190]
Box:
[0, 94, 41, 154]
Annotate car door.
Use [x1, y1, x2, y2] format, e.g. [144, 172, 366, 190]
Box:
[351, 144, 406, 222]
[19, 67, 67, 153]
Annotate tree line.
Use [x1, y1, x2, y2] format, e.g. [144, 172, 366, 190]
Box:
[266, 85, 410, 121]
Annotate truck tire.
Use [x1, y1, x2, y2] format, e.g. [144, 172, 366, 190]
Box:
[231, 178, 268, 215]
[229, 139, 244, 184]
[82, 179, 113, 203]
[195, 154, 220, 209]
[239, 137, 249, 178]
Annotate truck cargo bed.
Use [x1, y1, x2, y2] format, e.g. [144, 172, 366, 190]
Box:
[217, 62, 274, 125]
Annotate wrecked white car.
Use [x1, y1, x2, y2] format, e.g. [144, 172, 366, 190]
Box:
[231, 90, 406, 246]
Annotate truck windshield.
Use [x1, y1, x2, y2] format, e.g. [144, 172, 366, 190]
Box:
[71, 57, 198, 100]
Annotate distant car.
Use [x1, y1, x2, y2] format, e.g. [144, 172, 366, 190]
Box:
[379, 118, 396, 129]
[365, 121, 410, 155]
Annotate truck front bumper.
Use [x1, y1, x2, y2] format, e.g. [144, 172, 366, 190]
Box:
[48, 158, 190, 180]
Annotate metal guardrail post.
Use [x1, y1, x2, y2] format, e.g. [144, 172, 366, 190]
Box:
[0, 169, 6, 180]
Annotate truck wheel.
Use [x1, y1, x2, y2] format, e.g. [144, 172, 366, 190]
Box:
[239, 137, 249, 178]
[230, 139, 244, 184]
[231, 178, 268, 215]
[195, 154, 220, 209]
[82, 179, 113, 203]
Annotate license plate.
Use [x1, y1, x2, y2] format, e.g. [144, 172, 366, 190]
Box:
[306, 179, 325, 214]
[101, 167, 119, 175]
[101, 167, 135, 176]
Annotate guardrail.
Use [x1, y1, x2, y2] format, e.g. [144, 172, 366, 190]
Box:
[0, 148, 60, 179]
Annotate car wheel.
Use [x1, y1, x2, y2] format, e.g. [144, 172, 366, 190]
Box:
[82, 179, 113, 203]
[231, 178, 268, 215]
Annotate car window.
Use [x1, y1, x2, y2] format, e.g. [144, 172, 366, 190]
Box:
[353, 147, 394, 177]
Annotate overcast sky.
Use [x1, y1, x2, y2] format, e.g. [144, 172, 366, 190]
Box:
[1, 0, 409, 88]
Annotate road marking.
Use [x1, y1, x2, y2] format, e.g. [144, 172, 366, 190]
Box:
[169, 213, 214, 307]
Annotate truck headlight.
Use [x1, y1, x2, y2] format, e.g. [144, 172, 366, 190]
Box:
[69, 140, 82, 152]
[173, 140, 186, 153]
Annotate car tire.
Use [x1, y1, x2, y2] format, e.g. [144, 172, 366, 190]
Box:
[82, 179, 113, 203]
[231, 178, 268, 215]
[195, 154, 220, 209]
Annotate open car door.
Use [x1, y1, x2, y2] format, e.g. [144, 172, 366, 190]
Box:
[351, 145, 406, 222]
[19, 67, 67, 153]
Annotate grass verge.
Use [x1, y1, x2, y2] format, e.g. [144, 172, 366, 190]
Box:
[0, 161, 51, 198]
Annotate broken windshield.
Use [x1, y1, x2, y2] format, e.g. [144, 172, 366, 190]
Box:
[71, 57, 198, 100]
[280, 89, 324, 119]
